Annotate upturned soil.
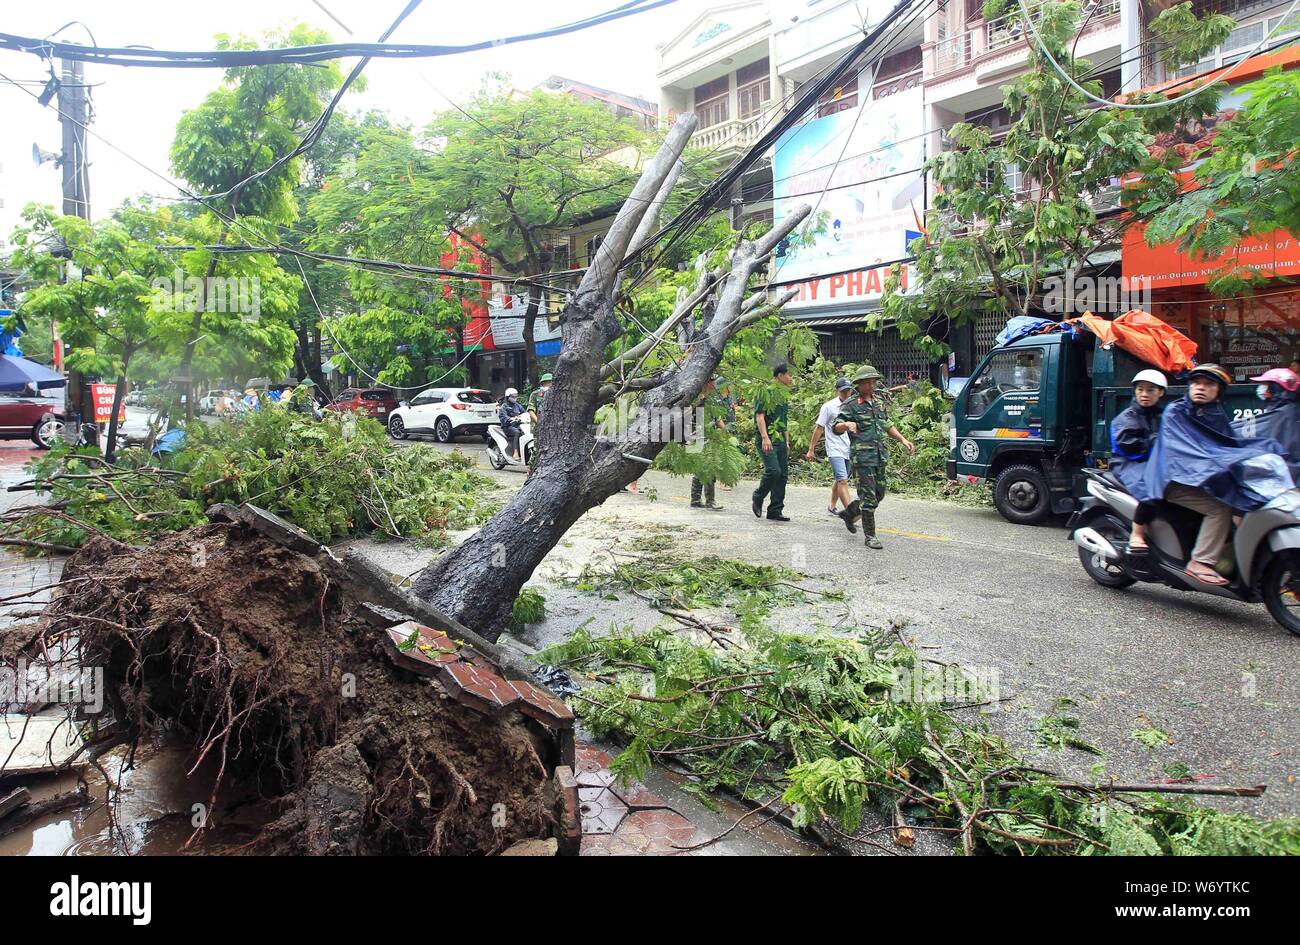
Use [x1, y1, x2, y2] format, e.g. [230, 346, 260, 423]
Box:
[45, 523, 561, 855]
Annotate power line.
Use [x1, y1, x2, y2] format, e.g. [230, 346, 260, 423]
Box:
[0, 0, 679, 67]
[1022, 0, 1300, 109]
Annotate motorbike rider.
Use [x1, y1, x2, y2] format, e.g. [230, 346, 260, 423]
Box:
[1109, 369, 1168, 551]
[1140, 364, 1291, 587]
[499, 388, 527, 459]
[1249, 367, 1300, 481]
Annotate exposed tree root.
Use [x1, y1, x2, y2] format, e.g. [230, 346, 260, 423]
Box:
[42, 523, 563, 855]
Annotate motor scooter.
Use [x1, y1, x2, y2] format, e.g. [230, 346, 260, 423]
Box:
[485, 417, 534, 470]
[1068, 467, 1300, 636]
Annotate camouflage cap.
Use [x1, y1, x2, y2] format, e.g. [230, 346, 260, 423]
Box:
[851, 365, 883, 383]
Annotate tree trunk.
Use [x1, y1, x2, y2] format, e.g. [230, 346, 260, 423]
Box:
[521, 287, 542, 389]
[410, 116, 808, 640]
[103, 348, 132, 464]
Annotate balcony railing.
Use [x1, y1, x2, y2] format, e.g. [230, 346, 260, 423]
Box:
[928, 0, 1120, 80]
[691, 113, 769, 152]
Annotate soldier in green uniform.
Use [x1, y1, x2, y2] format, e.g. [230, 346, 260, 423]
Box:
[833, 365, 916, 548]
[528, 372, 553, 426]
[752, 363, 794, 522]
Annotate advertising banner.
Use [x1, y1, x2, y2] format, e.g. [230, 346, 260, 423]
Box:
[91, 383, 127, 424]
[772, 85, 926, 314]
[487, 294, 563, 349]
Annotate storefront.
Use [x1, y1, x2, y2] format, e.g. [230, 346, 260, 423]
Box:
[1122, 44, 1300, 379]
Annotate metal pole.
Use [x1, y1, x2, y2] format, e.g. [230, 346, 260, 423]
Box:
[56, 58, 93, 445]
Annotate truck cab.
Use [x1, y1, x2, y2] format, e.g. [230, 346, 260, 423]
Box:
[950, 331, 1260, 524]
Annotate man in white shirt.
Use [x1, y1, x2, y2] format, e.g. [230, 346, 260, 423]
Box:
[806, 377, 855, 529]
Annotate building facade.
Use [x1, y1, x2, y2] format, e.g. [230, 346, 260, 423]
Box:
[656, 0, 1300, 384]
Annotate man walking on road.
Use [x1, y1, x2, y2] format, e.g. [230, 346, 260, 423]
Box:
[753, 363, 794, 522]
[691, 376, 733, 510]
[834, 365, 915, 548]
[807, 377, 855, 526]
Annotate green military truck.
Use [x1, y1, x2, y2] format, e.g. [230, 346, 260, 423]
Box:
[948, 330, 1263, 524]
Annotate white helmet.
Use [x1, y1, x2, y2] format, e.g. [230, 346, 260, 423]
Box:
[1133, 369, 1168, 389]
[504, 387, 518, 398]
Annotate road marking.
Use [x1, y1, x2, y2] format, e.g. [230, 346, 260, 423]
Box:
[878, 527, 949, 542]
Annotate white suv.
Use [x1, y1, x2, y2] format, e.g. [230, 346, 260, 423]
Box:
[387, 387, 499, 442]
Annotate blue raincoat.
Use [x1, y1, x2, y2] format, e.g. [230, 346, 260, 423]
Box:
[1135, 394, 1294, 510]
[1108, 400, 1163, 494]
[1246, 390, 1300, 484]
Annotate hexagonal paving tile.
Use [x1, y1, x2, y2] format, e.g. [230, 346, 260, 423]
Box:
[617, 809, 698, 853]
[578, 786, 628, 835]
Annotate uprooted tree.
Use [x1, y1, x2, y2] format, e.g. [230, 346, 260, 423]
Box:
[411, 115, 811, 637]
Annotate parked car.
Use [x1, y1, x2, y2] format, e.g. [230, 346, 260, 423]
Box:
[198, 390, 224, 415]
[0, 393, 65, 448]
[324, 387, 401, 422]
[387, 388, 498, 442]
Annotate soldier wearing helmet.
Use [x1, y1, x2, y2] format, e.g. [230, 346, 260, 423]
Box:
[832, 365, 916, 549]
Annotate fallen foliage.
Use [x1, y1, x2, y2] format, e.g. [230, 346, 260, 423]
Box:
[4, 411, 497, 550]
[546, 554, 1299, 856]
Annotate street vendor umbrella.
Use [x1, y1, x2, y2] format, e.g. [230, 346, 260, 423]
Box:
[0, 354, 67, 391]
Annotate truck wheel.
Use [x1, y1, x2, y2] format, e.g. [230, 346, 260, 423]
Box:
[1261, 552, 1300, 637]
[993, 464, 1051, 525]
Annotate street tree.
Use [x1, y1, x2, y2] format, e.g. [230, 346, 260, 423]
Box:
[417, 85, 648, 386]
[307, 123, 483, 387]
[8, 205, 171, 459]
[168, 23, 347, 414]
[881, 0, 1230, 355]
[409, 116, 811, 636]
[1138, 60, 1300, 293]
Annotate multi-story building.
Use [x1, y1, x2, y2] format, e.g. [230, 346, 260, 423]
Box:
[656, 0, 1300, 383]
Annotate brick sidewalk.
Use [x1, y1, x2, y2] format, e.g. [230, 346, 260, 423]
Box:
[0, 444, 63, 629]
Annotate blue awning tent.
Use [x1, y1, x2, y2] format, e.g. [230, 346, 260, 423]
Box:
[0, 354, 67, 391]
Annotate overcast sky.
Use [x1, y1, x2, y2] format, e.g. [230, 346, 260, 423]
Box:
[0, 0, 701, 241]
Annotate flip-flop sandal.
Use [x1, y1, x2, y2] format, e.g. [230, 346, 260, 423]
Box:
[1186, 566, 1227, 586]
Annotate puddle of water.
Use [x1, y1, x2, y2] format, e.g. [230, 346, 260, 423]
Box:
[1, 739, 276, 856]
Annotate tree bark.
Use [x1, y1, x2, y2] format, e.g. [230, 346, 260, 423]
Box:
[411, 115, 810, 639]
[103, 346, 133, 464]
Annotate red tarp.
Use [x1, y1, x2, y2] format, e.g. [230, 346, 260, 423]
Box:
[1071, 310, 1199, 375]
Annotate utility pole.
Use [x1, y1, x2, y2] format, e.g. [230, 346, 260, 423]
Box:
[56, 58, 93, 445]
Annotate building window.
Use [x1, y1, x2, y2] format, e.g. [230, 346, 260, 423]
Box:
[816, 72, 858, 117]
[585, 235, 604, 266]
[736, 58, 770, 120]
[693, 75, 729, 128]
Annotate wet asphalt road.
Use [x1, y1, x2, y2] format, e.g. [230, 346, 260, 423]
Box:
[416, 434, 1300, 817]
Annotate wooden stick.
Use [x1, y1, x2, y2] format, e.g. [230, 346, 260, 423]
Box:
[997, 780, 1266, 797]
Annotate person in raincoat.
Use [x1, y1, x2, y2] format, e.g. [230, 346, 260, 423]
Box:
[1108, 369, 1168, 550]
[1246, 367, 1300, 482]
[1136, 364, 1293, 586]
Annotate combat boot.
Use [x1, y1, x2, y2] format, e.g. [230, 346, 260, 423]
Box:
[839, 499, 860, 534]
[862, 509, 883, 549]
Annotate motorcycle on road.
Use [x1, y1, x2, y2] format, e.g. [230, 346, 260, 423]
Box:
[485, 417, 534, 470]
[1068, 468, 1300, 636]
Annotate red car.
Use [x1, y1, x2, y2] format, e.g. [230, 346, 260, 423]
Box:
[324, 387, 401, 422]
[0, 393, 65, 448]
